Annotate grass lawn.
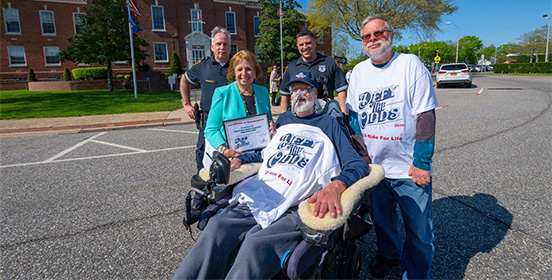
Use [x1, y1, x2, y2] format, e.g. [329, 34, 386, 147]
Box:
[0, 89, 182, 120]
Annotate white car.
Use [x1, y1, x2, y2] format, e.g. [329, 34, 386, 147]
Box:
[436, 63, 472, 88]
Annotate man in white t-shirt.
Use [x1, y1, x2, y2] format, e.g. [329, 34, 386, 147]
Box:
[346, 15, 438, 280]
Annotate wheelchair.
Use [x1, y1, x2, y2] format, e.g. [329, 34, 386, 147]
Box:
[182, 149, 385, 279]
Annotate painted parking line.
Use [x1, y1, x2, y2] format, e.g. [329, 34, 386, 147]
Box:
[91, 139, 147, 152]
[436, 105, 450, 110]
[149, 128, 199, 134]
[44, 132, 107, 163]
[0, 146, 195, 169]
[477, 88, 484, 95]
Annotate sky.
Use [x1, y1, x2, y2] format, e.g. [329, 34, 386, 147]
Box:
[296, 0, 552, 49]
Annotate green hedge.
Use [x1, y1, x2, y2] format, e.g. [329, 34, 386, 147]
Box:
[494, 62, 552, 74]
[72, 67, 108, 80]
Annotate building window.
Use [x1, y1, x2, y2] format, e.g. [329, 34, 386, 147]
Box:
[3, 8, 21, 34]
[230, 45, 238, 57]
[40, 10, 56, 35]
[7, 46, 26, 66]
[44, 47, 60, 66]
[191, 9, 202, 33]
[191, 45, 205, 64]
[153, 43, 168, 62]
[225, 12, 236, 34]
[151, 6, 165, 31]
[254, 16, 261, 37]
[73, 13, 85, 33]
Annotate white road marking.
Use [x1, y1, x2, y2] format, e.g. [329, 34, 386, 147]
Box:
[91, 140, 147, 152]
[43, 132, 107, 163]
[0, 146, 195, 169]
[149, 128, 198, 134]
[477, 88, 484, 95]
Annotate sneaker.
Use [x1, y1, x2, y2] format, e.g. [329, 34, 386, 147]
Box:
[368, 254, 400, 278]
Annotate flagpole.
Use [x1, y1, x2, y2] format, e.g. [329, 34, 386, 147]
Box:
[279, 0, 283, 78]
[127, 0, 138, 98]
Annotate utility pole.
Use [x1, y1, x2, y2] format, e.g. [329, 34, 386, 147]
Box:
[544, 13, 551, 62]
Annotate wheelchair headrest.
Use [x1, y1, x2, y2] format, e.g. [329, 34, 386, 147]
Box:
[209, 151, 230, 185]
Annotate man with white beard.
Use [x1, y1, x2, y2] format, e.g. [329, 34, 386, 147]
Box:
[172, 70, 368, 280]
[346, 15, 438, 279]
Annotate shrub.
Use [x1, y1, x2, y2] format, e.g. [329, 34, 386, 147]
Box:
[124, 75, 131, 80]
[72, 67, 108, 80]
[169, 51, 183, 76]
[63, 68, 72, 81]
[494, 62, 552, 74]
[115, 74, 124, 79]
[28, 68, 37, 81]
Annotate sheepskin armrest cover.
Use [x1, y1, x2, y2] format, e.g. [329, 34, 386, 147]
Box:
[298, 164, 385, 232]
[198, 162, 262, 186]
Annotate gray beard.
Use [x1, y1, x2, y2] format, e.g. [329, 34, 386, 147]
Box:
[294, 98, 314, 114]
[364, 38, 393, 61]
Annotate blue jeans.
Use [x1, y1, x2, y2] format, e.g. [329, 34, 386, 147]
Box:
[371, 178, 434, 280]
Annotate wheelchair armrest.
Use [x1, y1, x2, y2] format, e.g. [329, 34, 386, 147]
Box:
[198, 162, 262, 186]
[298, 164, 385, 232]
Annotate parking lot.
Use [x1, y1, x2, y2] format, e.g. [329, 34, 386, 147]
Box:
[1, 75, 551, 279]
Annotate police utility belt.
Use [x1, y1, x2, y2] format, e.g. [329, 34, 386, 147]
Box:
[193, 103, 208, 129]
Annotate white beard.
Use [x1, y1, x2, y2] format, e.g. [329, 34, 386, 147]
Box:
[293, 97, 315, 114]
[364, 38, 393, 61]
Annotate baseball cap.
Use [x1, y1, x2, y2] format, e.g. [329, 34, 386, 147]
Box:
[286, 70, 318, 89]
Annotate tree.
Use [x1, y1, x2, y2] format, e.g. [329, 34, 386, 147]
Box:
[63, 68, 72, 81]
[517, 25, 549, 63]
[458, 36, 483, 64]
[60, 0, 148, 91]
[27, 68, 36, 82]
[307, 0, 457, 42]
[169, 51, 183, 76]
[255, 0, 306, 64]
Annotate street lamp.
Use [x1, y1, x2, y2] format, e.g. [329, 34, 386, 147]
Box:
[446, 22, 460, 63]
[543, 14, 551, 62]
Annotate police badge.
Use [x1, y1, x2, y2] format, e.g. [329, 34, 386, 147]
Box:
[318, 65, 326, 73]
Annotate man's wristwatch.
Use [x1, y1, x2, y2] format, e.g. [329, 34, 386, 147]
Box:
[218, 144, 228, 154]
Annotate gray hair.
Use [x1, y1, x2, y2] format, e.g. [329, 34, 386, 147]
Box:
[211, 26, 231, 44]
[361, 15, 394, 32]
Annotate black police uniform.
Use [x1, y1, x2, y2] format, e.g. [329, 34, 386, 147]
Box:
[280, 53, 348, 99]
[184, 56, 229, 171]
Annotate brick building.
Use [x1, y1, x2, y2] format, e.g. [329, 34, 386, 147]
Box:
[1, 0, 332, 82]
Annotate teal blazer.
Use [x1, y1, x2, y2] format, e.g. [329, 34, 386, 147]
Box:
[205, 82, 273, 150]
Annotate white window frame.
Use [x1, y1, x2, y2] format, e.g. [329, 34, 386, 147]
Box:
[43, 46, 61, 66]
[7, 46, 26, 66]
[254, 16, 261, 37]
[153, 42, 169, 63]
[191, 9, 202, 33]
[3, 8, 21, 35]
[40, 10, 56, 36]
[191, 45, 205, 64]
[73, 12, 85, 34]
[151, 6, 165, 31]
[225, 12, 236, 34]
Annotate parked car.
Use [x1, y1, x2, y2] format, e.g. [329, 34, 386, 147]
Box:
[468, 64, 477, 72]
[435, 63, 472, 88]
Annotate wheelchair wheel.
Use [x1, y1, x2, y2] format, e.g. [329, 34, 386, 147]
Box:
[343, 243, 361, 279]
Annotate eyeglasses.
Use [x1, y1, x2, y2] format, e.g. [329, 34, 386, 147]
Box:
[290, 87, 315, 94]
[361, 29, 391, 42]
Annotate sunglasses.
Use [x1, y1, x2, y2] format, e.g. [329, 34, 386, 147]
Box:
[361, 29, 391, 42]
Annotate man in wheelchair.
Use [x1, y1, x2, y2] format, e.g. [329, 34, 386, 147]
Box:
[172, 71, 371, 280]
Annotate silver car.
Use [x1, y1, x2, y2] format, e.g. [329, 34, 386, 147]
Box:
[436, 63, 472, 88]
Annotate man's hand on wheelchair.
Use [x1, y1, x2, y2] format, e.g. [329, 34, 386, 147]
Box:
[307, 180, 347, 219]
[230, 158, 243, 171]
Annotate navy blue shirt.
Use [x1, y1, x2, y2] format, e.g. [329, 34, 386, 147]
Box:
[185, 56, 229, 114]
[280, 54, 348, 99]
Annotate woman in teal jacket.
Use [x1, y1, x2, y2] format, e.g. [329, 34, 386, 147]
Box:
[204, 50, 274, 163]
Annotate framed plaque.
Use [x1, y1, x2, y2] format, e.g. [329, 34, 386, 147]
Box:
[223, 113, 271, 152]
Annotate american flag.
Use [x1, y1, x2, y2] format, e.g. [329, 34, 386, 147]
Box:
[197, 10, 202, 23]
[279, 8, 284, 20]
[128, 0, 141, 17]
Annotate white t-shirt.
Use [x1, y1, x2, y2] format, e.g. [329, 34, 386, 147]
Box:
[347, 52, 438, 178]
[230, 123, 340, 228]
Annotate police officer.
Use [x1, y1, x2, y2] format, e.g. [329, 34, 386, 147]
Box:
[180, 26, 231, 172]
[280, 30, 348, 114]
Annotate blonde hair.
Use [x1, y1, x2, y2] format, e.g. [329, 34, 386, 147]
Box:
[227, 50, 263, 82]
